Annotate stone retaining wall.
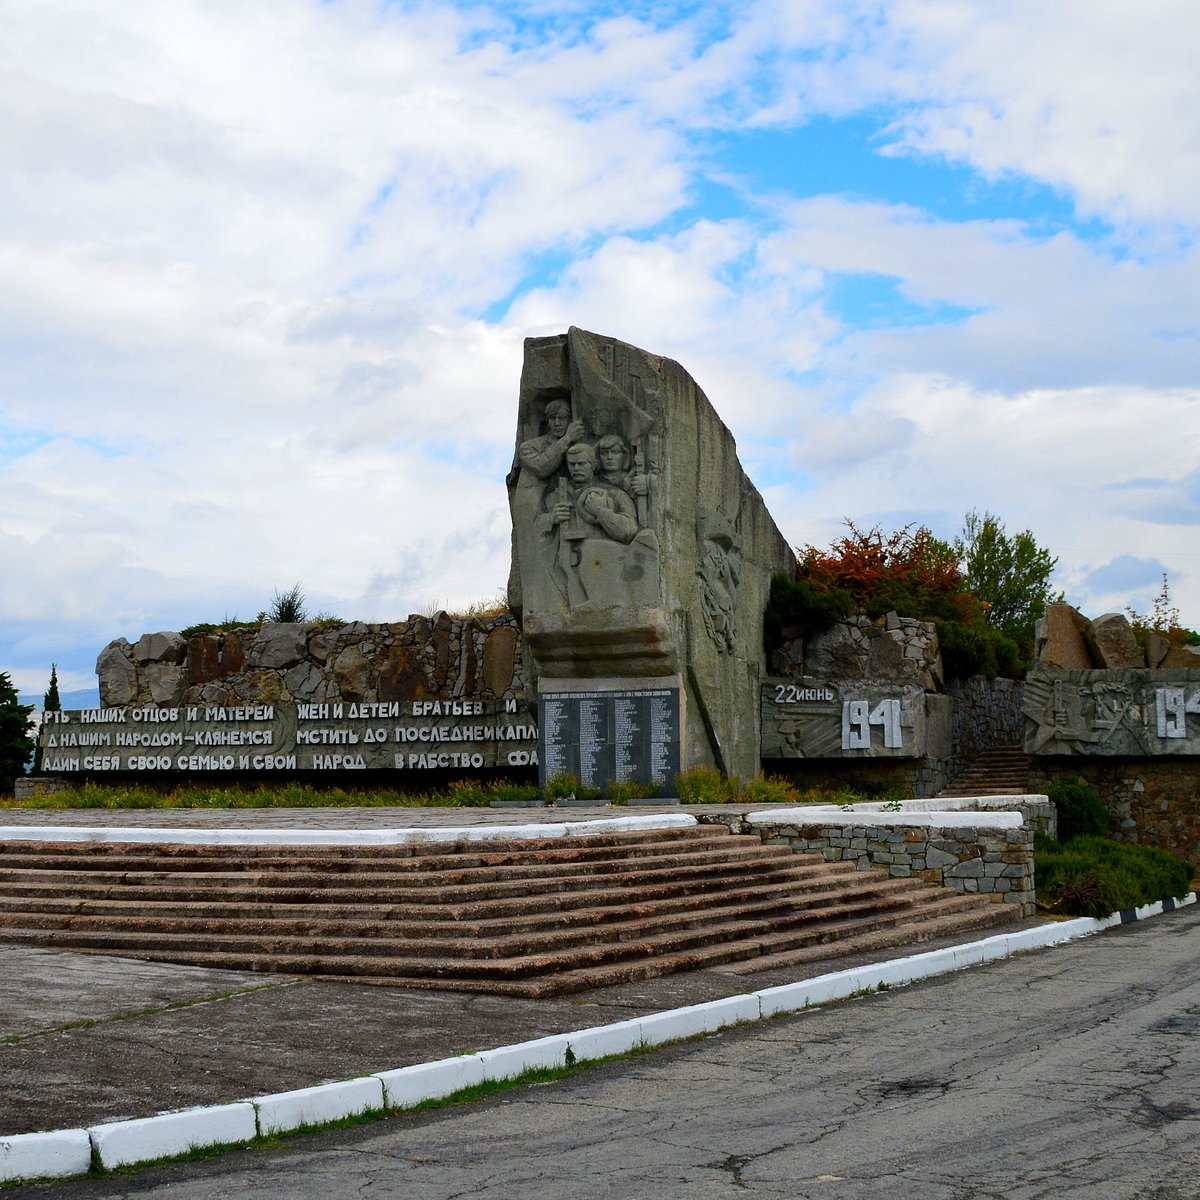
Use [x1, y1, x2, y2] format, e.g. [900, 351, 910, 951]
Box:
[1029, 758, 1200, 868]
[741, 818, 1035, 917]
[96, 613, 528, 710]
[948, 676, 1025, 769]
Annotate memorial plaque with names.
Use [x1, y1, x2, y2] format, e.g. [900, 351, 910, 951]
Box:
[538, 687, 681, 793]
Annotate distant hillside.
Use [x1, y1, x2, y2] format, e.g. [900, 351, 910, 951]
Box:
[18, 688, 101, 711]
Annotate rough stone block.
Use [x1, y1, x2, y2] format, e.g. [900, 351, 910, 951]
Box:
[1036, 603, 1093, 669]
[946, 858, 984, 878]
[251, 624, 309, 670]
[133, 631, 186, 664]
[144, 662, 185, 705]
[96, 640, 137, 707]
[1160, 644, 1200, 668]
[1085, 613, 1142, 669]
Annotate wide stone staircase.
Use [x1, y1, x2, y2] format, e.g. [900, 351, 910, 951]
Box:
[0, 825, 1015, 997]
[940, 746, 1031, 797]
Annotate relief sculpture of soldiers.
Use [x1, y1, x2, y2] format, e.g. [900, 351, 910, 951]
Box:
[511, 333, 660, 614]
[507, 326, 796, 781]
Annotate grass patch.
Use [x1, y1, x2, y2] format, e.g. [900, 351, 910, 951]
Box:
[2, 776, 903, 810]
[0, 780, 541, 810]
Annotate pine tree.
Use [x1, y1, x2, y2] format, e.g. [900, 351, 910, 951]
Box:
[0, 671, 35, 794]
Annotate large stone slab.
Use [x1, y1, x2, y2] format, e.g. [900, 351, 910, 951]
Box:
[507, 328, 795, 780]
[1035, 603, 1092, 670]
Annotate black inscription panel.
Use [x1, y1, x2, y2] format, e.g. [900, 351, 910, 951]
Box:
[37, 699, 538, 775]
[538, 687, 681, 793]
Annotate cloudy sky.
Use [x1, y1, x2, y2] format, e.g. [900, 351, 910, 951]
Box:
[3, 0, 1199, 699]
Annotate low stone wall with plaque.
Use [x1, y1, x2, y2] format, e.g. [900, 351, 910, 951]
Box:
[760, 677, 955, 797]
[1023, 668, 1200, 757]
[1022, 668, 1200, 865]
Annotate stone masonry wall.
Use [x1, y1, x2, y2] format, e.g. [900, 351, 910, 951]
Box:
[97, 613, 528, 710]
[744, 817, 1036, 917]
[772, 613, 944, 693]
[1029, 758, 1200, 868]
[949, 676, 1025, 773]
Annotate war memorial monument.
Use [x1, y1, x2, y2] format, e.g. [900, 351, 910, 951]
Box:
[28, 328, 1200, 868]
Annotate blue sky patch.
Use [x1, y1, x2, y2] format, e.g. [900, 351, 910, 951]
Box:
[823, 273, 979, 330]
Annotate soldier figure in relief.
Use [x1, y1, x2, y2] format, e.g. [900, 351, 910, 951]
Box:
[518, 398, 585, 481]
[544, 444, 642, 544]
[595, 432, 650, 501]
[537, 442, 658, 609]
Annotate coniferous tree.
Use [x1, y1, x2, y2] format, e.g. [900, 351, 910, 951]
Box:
[0, 671, 34, 794]
[33, 664, 61, 772]
[43, 664, 61, 713]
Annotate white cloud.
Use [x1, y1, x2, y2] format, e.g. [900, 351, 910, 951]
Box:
[2, 0, 1200, 696]
[873, 0, 1200, 227]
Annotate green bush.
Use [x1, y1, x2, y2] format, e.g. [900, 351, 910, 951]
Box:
[1035, 834, 1193, 918]
[543, 773, 600, 801]
[763, 573, 851, 652]
[675, 766, 739, 805]
[1045, 778, 1109, 842]
[604, 778, 660, 804]
[737, 775, 802, 805]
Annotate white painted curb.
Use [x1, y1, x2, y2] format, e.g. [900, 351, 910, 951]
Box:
[250, 1077, 384, 1137]
[637, 994, 761, 1044]
[0, 814, 697, 847]
[478, 1033, 576, 1079]
[88, 1102, 257, 1170]
[560, 1017, 647, 1063]
[0, 1129, 92, 1182]
[6, 890, 1195, 1184]
[375, 1055, 487, 1108]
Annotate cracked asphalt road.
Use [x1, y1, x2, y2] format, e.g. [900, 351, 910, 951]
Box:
[13, 906, 1200, 1199]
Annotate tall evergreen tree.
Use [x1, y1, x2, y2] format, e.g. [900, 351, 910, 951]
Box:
[0, 671, 34, 794]
[33, 664, 61, 773]
[43, 663, 61, 712]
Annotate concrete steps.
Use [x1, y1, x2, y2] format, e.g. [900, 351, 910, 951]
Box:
[0, 825, 1013, 996]
[939, 746, 1031, 797]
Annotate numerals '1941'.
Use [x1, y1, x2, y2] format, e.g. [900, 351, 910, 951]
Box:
[1156, 687, 1200, 739]
[842, 699, 902, 750]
